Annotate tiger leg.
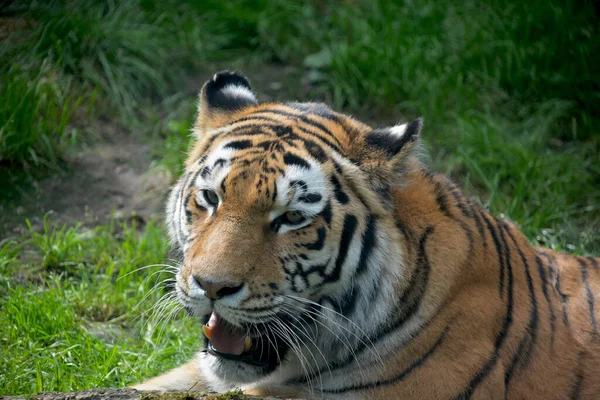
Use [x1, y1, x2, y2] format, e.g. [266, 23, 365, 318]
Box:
[131, 358, 207, 391]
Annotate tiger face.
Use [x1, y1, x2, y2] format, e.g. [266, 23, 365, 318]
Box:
[167, 71, 422, 385]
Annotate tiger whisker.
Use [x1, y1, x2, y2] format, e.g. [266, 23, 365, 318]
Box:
[269, 318, 318, 393]
[117, 263, 179, 281]
[282, 301, 363, 365]
[277, 307, 332, 388]
[284, 294, 383, 367]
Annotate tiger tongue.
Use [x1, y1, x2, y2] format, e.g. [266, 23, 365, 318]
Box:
[205, 312, 246, 356]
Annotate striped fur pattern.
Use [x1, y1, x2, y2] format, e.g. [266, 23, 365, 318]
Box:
[135, 71, 600, 399]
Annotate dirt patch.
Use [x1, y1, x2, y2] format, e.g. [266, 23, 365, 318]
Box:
[0, 124, 170, 238]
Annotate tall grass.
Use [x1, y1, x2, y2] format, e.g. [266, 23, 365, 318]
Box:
[0, 0, 235, 168]
[0, 62, 79, 167]
[3, 0, 597, 169]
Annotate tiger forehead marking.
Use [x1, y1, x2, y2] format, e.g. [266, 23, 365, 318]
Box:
[189, 119, 330, 221]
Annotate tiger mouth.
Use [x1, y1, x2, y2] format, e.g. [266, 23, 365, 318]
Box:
[202, 312, 288, 371]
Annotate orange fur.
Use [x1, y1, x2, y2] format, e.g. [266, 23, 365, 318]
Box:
[134, 72, 600, 399]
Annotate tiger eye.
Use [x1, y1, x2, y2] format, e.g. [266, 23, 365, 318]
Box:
[285, 211, 304, 224]
[203, 190, 219, 207]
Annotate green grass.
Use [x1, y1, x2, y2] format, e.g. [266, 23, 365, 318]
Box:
[1, 0, 599, 396]
[0, 62, 80, 168]
[0, 217, 201, 394]
[0, 0, 233, 168]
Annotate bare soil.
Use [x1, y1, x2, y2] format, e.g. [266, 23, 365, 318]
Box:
[0, 124, 170, 238]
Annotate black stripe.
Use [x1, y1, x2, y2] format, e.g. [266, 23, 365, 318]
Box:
[332, 159, 344, 175]
[576, 257, 598, 335]
[302, 138, 328, 162]
[295, 258, 331, 280]
[283, 153, 310, 169]
[322, 323, 450, 394]
[470, 203, 488, 249]
[459, 217, 474, 256]
[330, 175, 349, 204]
[289, 180, 307, 194]
[288, 105, 346, 150]
[535, 255, 556, 347]
[327, 215, 358, 282]
[184, 192, 194, 224]
[537, 250, 569, 328]
[433, 182, 452, 217]
[231, 115, 281, 124]
[336, 226, 434, 368]
[292, 226, 435, 385]
[226, 124, 271, 136]
[447, 185, 472, 219]
[431, 178, 474, 255]
[556, 271, 570, 327]
[286, 102, 359, 140]
[481, 212, 506, 297]
[569, 352, 585, 400]
[224, 139, 253, 150]
[395, 219, 411, 240]
[200, 166, 211, 178]
[298, 193, 322, 203]
[501, 223, 539, 386]
[455, 215, 514, 399]
[321, 201, 332, 226]
[252, 108, 343, 152]
[255, 140, 275, 151]
[387, 225, 434, 326]
[375, 226, 433, 334]
[355, 215, 377, 276]
[271, 124, 294, 138]
[299, 227, 326, 251]
[213, 158, 227, 168]
[293, 112, 340, 145]
[295, 125, 343, 153]
[587, 256, 599, 272]
[271, 180, 278, 202]
[541, 251, 571, 329]
[336, 284, 360, 317]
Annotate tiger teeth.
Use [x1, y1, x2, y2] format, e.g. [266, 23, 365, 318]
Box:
[202, 324, 213, 340]
[243, 336, 252, 352]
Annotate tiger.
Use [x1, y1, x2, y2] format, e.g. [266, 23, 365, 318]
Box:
[133, 71, 600, 399]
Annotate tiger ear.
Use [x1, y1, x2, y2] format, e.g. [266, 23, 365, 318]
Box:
[364, 118, 423, 161]
[195, 71, 258, 132]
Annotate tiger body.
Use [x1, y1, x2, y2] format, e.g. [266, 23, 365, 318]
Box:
[134, 71, 600, 399]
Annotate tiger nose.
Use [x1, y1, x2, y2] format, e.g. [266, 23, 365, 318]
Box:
[193, 276, 244, 300]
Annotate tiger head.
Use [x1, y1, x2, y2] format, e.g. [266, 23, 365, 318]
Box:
[167, 71, 423, 385]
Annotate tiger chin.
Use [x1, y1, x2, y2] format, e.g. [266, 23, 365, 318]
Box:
[132, 71, 600, 399]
